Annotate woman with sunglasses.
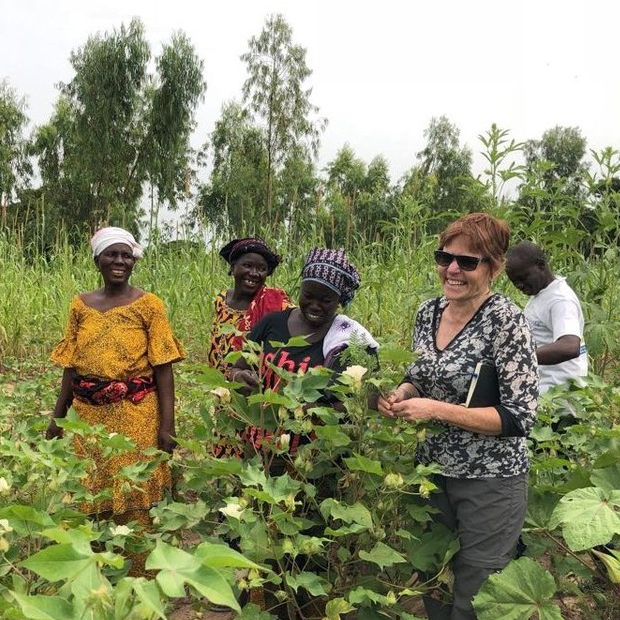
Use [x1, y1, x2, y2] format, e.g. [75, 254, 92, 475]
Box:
[377, 212, 538, 620]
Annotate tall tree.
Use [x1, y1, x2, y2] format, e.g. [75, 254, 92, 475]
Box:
[416, 116, 475, 227]
[0, 80, 31, 222]
[323, 145, 367, 246]
[517, 126, 588, 242]
[241, 13, 325, 223]
[357, 155, 393, 241]
[523, 125, 587, 194]
[199, 101, 268, 235]
[278, 146, 319, 242]
[29, 18, 205, 245]
[61, 18, 151, 229]
[148, 31, 206, 234]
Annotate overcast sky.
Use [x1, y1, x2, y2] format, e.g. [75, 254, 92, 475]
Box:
[3, 0, 619, 182]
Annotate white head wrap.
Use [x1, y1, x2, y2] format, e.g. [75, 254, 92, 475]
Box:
[90, 227, 143, 259]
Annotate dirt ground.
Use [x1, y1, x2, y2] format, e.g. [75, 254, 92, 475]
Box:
[167, 594, 597, 620]
[168, 596, 428, 620]
[168, 600, 235, 620]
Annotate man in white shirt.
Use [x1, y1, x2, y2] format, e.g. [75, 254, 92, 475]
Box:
[506, 241, 587, 394]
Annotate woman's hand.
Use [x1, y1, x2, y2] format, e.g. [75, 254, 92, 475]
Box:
[389, 397, 435, 423]
[46, 418, 64, 440]
[231, 368, 260, 393]
[158, 427, 177, 453]
[154, 363, 176, 453]
[377, 383, 418, 417]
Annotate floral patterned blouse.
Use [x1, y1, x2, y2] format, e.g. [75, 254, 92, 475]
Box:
[405, 294, 538, 478]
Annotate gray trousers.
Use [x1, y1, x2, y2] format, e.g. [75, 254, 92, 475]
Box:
[423, 473, 528, 620]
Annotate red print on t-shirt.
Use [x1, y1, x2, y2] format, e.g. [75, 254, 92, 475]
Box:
[261, 349, 313, 391]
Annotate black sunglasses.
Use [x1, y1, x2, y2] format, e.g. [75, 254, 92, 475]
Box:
[434, 250, 489, 272]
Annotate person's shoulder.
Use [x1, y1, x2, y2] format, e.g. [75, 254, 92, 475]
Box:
[77, 291, 97, 306]
[485, 293, 524, 318]
[552, 276, 580, 296]
[263, 286, 288, 297]
[214, 289, 228, 303]
[418, 297, 440, 313]
[254, 306, 290, 327]
[539, 278, 582, 308]
[137, 291, 167, 313]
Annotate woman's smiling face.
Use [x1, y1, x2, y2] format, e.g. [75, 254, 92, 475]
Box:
[299, 280, 340, 328]
[95, 243, 135, 285]
[438, 235, 494, 304]
[231, 252, 269, 296]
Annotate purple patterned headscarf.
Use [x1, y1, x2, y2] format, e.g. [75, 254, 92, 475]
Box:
[301, 248, 361, 307]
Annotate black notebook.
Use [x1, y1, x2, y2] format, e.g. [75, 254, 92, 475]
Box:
[464, 362, 501, 408]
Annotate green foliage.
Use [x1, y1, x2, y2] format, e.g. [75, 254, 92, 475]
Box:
[17, 18, 205, 250]
[3, 171, 620, 616]
[240, 13, 326, 223]
[0, 79, 31, 211]
[474, 557, 562, 620]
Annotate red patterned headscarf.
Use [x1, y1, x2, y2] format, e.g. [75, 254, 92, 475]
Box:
[219, 238, 281, 275]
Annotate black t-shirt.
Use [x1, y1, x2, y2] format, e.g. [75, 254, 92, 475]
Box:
[248, 308, 327, 391]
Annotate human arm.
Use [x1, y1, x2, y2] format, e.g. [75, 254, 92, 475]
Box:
[154, 363, 176, 453]
[230, 359, 260, 393]
[536, 295, 584, 365]
[388, 397, 503, 435]
[383, 298, 538, 437]
[536, 334, 581, 365]
[46, 368, 74, 439]
[379, 380, 502, 434]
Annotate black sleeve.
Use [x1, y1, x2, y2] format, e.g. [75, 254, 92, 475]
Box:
[497, 405, 526, 437]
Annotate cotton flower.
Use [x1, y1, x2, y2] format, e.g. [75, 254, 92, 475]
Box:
[279, 433, 291, 451]
[0, 478, 10, 496]
[210, 387, 232, 404]
[343, 365, 368, 389]
[111, 525, 132, 536]
[220, 502, 244, 520]
[0, 519, 13, 534]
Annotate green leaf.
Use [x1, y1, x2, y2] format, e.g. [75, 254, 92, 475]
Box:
[348, 585, 390, 605]
[0, 505, 55, 535]
[147, 541, 239, 611]
[247, 390, 295, 407]
[194, 542, 263, 569]
[549, 487, 620, 551]
[21, 544, 92, 581]
[285, 571, 330, 596]
[591, 548, 620, 583]
[320, 499, 373, 529]
[268, 335, 311, 349]
[524, 489, 558, 530]
[593, 449, 620, 469]
[358, 541, 406, 569]
[343, 454, 383, 476]
[132, 578, 167, 619]
[11, 593, 75, 620]
[404, 522, 458, 572]
[590, 463, 620, 493]
[313, 425, 352, 447]
[68, 563, 109, 616]
[473, 557, 562, 620]
[324, 597, 356, 620]
[40, 526, 97, 555]
[239, 463, 268, 488]
[185, 364, 230, 387]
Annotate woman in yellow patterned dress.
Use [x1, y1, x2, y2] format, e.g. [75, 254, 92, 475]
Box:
[46, 227, 185, 529]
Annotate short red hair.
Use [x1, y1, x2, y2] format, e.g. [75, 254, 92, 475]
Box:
[439, 212, 510, 272]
